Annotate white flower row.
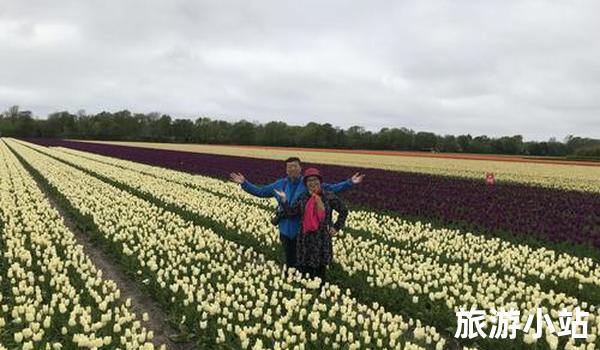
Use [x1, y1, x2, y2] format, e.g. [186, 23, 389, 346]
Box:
[9, 139, 444, 350]
[0, 140, 158, 350]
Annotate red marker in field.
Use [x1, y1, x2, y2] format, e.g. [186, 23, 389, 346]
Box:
[485, 172, 496, 186]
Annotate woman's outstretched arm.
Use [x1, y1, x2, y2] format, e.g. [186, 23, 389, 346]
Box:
[322, 172, 365, 193]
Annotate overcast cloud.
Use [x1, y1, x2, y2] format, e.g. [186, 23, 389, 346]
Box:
[1, 0, 599, 141]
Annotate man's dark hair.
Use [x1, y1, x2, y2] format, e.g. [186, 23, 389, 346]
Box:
[284, 157, 301, 164]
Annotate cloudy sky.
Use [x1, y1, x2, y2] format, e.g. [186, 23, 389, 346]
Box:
[1, 0, 599, 141]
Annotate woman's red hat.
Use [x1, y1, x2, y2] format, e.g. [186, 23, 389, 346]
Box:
[303, 167, 323, 184]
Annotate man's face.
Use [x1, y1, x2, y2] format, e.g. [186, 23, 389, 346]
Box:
[286, 161, 301, 179]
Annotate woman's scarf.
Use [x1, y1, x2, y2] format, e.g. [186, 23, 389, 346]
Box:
[302, 194, 326, 234]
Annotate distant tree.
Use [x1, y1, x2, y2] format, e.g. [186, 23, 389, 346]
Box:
[470, 135, 493, 153]
[375, 127, 414, 150]
[45, 111, 77, 137]
[230, 120, 256, 145]
[565, 135, 600, 155]
[457, 134, 472, 152]
[491, 135, 524, 155]
[439, 135, 460, 152]
[346, 126, 366, 149]
[150, 114, 173, 141]
[256, 121, 285, 146]
[172, 119, 195, 141]
[546, 137, 568, 156]
[1, 105, 37, 137]
[414, 132, 438, 151]
[574, 145, 600, 157]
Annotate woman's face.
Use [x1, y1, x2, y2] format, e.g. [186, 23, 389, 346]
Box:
[305, 176, 321, 193]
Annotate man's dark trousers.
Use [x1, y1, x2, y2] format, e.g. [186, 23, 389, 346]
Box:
[280, 234, 297, 268]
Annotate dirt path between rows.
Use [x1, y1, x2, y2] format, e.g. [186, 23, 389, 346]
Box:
[26, 165, 196, 349]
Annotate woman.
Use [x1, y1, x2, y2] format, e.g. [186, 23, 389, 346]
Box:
[274, 167, 348, 281]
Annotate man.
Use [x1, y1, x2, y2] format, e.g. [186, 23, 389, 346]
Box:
[230, 157, 364, 269]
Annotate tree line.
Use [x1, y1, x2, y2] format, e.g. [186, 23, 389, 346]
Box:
[1, 105, 598, 158]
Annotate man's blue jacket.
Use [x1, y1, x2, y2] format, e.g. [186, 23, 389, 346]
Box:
[241, 176, 353, 238]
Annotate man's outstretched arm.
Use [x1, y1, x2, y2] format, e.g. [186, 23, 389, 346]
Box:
[230, 172, 280, 198]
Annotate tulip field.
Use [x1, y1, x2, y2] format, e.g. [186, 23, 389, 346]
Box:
[1, 137, 599, 350]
